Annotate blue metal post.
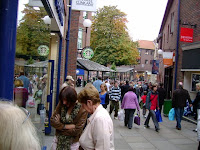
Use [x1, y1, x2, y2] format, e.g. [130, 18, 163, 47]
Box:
[56, 36, 62, 105]
[0, 0, 19, 100]
[65, 0, 72, 77]
[174, 0, 181, 90]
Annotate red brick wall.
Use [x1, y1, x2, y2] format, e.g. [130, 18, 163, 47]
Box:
[158, 0, 200, 90]
[67, 10, 80, 80]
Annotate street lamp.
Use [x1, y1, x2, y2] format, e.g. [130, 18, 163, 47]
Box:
[83, 19, 92, 47]
[42, 16, 51, 25]
[158, 49, 163, 55]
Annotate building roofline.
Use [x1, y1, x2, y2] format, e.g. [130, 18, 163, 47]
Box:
[158, 0, 173, 34]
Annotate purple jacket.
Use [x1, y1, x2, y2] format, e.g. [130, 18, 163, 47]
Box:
[121, 91, 140, 110]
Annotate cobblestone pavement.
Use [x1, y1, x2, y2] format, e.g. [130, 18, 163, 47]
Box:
[31, 87, 198, 150]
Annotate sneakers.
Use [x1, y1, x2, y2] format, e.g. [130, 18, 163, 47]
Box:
[114, 117, 118, 120]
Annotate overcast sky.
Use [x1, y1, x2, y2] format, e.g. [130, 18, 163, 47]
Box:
[18, 0, 168, 41]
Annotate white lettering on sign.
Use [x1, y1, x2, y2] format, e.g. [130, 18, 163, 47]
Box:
[72, 0, 96, 11]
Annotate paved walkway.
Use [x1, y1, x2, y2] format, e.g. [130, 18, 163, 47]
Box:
[33, 87, 198, 150]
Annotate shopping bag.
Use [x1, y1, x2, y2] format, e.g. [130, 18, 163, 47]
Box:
[155, 110, 163, 122]
[134, 114, 140, 125]
[118, 109, 125, 121]
[27, 96, 35, 108]
[168, 108, 175, 121]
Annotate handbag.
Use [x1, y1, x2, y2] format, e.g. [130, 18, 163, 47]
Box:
[168, 108, 175, 121]
[134, 113, 140, 125]
[155, 110, 163, 122]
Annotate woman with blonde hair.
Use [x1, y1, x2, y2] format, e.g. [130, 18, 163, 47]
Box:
[78, 85, 114, 150]
[0, 101, 41, 150]
[14, 79, 28, 108]
[100, 83, 109, 109]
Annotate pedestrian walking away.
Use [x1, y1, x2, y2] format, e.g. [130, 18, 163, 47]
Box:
[172, 82, 192, 130]
[109, 81, 121, 119]
[93, 76, 103, 92]
[121, 87, 140, 129]
[157, 83, 166, 114]
[144, 84, 160, 132]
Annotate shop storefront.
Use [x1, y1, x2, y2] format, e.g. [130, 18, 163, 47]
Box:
[182, 42, 200, 100]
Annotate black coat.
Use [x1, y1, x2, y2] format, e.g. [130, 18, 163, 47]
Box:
[193, 91, 200, 109]
[172, 88, 192, 108]
[157, 87, 166, 105]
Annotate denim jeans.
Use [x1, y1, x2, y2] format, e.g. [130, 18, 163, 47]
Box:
[174, 107, 184, 129]
[144, 110, 159, 129]
[124, 109, 136, 129]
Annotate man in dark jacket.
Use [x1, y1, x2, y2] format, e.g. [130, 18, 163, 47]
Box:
[122, 81, 130, 100]
[172, 82, 192, 130]
[157, 83, 166, 114]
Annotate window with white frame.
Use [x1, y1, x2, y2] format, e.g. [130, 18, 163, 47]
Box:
[77, 28, 83, 49]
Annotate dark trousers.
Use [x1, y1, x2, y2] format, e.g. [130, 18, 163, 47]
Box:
[109, 100, 119, 117]
[143, 106, 146, 116]
[175, 107, 184, 129]
[124, 109, 136, 129]
[159, 104, 163, 114]
[144, 110, 159, 129]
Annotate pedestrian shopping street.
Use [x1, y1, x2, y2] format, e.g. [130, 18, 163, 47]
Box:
[38, 87, 198, 150]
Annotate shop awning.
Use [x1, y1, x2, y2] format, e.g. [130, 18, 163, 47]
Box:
[116, 67, 134, 73]
[77, 58, 114, 72]
[25, 60, 48, 68]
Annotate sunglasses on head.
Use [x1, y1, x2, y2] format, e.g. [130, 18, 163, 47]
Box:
[20, 107, 31, 124]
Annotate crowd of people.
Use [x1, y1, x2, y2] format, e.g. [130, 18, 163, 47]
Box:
[2, 73, 200, 150]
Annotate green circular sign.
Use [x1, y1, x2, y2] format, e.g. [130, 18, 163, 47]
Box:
[38, 45, 49, 56]
[82, 47, 94, 59]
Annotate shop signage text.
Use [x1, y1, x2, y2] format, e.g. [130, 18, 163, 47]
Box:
[180, 27, 193, 43]
[72, 0, 96, 12]
[55, 0, 64, 26]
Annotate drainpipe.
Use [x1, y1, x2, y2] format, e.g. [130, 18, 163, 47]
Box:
[174, 0, 181, 90]
[65, 0, 72, 77]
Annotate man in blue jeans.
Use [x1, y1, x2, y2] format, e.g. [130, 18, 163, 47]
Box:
[172, 82, 192, 130]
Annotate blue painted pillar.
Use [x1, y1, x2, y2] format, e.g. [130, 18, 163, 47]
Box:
[0, 0, 19, 100]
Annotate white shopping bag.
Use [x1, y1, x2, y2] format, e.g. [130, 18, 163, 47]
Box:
[118, 109, 125, 121]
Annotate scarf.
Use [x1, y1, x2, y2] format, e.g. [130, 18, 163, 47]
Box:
[56, 102, 81, 150]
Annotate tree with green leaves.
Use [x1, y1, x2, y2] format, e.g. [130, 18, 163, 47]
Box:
[16, 5, 50, 59]
[91, 6, 139, 66]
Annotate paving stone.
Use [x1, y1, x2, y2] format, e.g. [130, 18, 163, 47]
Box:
[129, 142, 156, 149]
[115, 139, 133, 149]
[150, 141, 180, 150]
[176, 144, 198, 150]
[168, 138, 196, 145]
[124, 136, 148, 143]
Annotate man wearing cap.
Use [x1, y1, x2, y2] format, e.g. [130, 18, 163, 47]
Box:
[61, 75, 75, 90]
[172, 82, 192, 130]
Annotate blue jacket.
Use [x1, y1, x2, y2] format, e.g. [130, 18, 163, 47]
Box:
[93, 79, 103, 92]
[18, 75, 30, 91]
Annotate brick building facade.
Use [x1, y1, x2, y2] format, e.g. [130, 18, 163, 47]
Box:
[135, 40, 155, 82]
[157, 0, 200, 99]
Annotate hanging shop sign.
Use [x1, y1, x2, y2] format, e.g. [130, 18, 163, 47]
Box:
[82, 47, 94, 59]
[38, 45, 49, 56]
[72, 0, 97, 12]
[152, 60, 159, 74]
[180, 27, 193, 43]
[163, 52, 173, 66]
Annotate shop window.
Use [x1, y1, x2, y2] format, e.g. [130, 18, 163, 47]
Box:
[145, 60, 148, 64]
[151, 51, 154, 55]
[145, 50, 148, 55]
[77, 28, 83, 49]
[191, 74, 200, 91]
[170, 12, 174, 34]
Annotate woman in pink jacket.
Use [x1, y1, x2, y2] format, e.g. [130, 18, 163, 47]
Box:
[121, 87, 140, 129]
